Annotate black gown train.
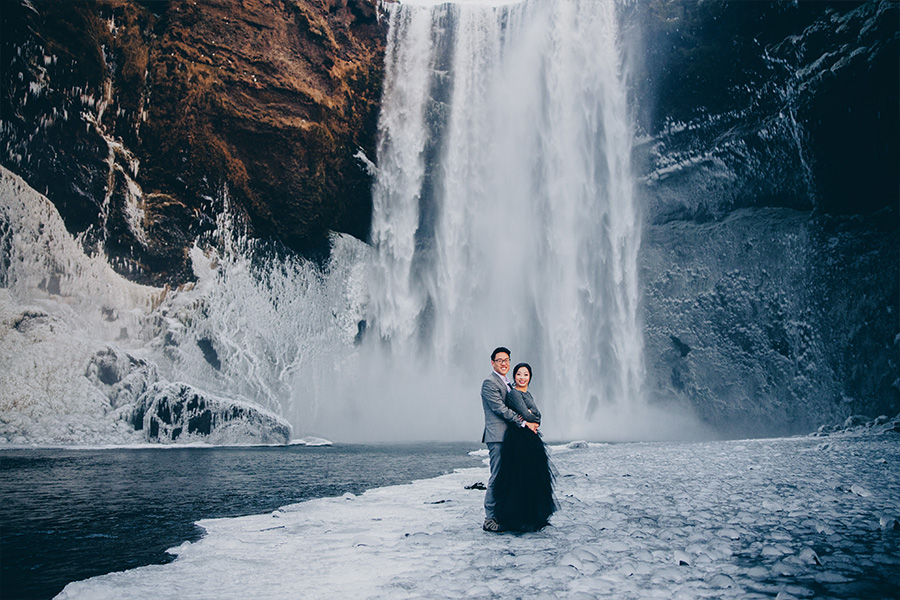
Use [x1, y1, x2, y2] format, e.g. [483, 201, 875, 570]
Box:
[493, 390, 557, 532]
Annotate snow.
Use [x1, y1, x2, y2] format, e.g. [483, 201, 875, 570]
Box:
[56, 425, 899, 600]
[0, 167, 303, 446]
[289, 436, 334, 447]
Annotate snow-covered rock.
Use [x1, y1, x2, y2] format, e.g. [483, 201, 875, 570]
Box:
[131, 382, 292, 445]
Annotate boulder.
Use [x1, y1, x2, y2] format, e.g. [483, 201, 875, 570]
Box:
[132, 381, 292, 445]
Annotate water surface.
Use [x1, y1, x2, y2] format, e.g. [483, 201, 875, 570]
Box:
[0, 443, 481, 599]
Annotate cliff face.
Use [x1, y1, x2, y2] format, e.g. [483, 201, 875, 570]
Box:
[630, 1, 899, 434]
[1, 0, 385, 285]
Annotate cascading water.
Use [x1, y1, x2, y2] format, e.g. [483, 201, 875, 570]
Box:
[364, 0, 646, 440]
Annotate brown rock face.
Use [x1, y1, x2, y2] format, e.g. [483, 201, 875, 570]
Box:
[1, 0, 386, 285]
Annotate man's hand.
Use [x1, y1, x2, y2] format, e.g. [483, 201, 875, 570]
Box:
[525, 422, 539, 433]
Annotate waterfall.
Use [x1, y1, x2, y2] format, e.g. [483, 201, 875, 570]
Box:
[0, 0, 654, 444]
[365, 0, 645, 440]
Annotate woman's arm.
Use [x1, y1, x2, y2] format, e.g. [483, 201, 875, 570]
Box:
[507, 390, 540, 423]
[522, 391, 541, 423]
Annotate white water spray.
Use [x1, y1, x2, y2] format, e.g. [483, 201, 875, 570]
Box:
[365, 0, 645, 440]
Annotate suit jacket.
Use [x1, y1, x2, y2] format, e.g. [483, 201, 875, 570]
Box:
[481, 371, 524, 443]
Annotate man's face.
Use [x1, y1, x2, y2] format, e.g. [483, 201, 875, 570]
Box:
[492, 352, 511, 377]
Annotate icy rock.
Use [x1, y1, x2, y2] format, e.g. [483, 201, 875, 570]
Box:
[132, 382, 292, 444]
[799, 519, 819, 530]
[747, 566, 769, 579]
[86, 346, 159, 409]
[783, 585, 815, 598]
[761, 545, 787, 557]
[707, 574, 735, 588]
[814, 522, 835, 535]
[654, 566, 684, 581]
[657, 528, 678, 541]
[814, 571, 852, 584]
[352, 534, 383, 547]
[797, 547, 822, 565]
[289, 436, 333, 446]
[569, 547, 601, 562]
[768, 529, 793, 542]
[879, 515, 899, 531]
[632, 549, 654, 562]
[772, 561, 802, 576]
[843, 415, 869, 429]
[706, 542, 733, 560]
[567, 440, 589, 449]
[849, 484, 872, 497]
[560, 552, 599, 574]
[717, 528, 741, 540]
[465, 584, 492, 596]
[673, 550, 692, 566]
[597, 540, 629, 552]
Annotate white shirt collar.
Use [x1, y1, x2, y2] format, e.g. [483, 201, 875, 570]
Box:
[492, 370, 511, 387]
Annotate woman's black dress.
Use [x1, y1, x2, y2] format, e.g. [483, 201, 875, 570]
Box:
[493, 389, 556, 532]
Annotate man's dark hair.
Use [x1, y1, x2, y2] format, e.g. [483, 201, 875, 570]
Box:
[491, 347, 511, 361]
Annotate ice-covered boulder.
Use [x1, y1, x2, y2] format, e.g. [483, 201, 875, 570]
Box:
[131, 382, 292, 445]
[85, 347, 159, 410]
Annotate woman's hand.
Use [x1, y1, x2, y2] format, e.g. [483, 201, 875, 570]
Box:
[525, 422, 539, 433]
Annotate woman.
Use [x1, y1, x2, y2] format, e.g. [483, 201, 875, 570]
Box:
[493, 362, 557, 532]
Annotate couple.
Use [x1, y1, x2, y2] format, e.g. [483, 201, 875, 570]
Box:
[481, 346, 556, 533]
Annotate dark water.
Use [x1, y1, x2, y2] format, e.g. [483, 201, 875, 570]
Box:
[0, 443, 481, 600]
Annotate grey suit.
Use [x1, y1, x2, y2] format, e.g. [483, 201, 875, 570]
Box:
[481, 371, 524, 520]
[481, 372, 525, 442]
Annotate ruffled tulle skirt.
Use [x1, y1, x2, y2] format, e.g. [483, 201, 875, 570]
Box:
[493, 425, 557, 532]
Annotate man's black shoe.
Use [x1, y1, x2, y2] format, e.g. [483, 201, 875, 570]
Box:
[482, 518, 502, 532]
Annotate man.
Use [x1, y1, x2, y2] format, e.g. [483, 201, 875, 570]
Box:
[481, 346, 540, 532]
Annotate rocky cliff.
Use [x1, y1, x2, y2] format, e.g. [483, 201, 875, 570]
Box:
[631, 1, 899, 434]
[2, 0, 385, 285]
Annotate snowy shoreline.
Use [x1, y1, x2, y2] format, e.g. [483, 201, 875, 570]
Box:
[56, 426, 899, 600]
[0, 436, 335, 452]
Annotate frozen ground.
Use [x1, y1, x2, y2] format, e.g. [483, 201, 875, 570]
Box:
[57, 422, 899, 600]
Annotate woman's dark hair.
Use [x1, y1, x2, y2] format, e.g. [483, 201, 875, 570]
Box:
[513, 362, 532, 381]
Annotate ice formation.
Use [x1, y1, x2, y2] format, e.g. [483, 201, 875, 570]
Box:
[0, 167, 292, 445]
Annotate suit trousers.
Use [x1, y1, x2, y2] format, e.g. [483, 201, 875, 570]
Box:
[484, 442, 502, 519]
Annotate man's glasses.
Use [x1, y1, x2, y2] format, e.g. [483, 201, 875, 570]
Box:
[493, 358, 510, 364]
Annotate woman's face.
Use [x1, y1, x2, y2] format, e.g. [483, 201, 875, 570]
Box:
[514, 367, 531, 388]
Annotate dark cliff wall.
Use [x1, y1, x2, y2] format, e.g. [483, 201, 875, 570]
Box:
[1, 0, 385, 285]
[630, 0, 899, 435]
[632, 0, 898, 220]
